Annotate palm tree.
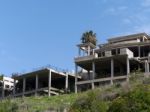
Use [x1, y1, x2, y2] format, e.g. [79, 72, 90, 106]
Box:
[81, 30, 97, 45]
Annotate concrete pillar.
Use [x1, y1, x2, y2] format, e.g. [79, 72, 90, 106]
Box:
[13, 79, 16, 97]
[75, 64, 78, 93]
[35, 74, 38, 96]
[116, 49, 118, 55]
[111, 58, 114, 85]
[92, 61, 95, 89]
[78, 47, 81, 56]
[145, 60, 147, 73]
[145, 60, 149, 73]
[138, 46, 141, 57]
[23, 78, 26, 97]
[143, 37, 145, 42]
[48, 70, 52, 97]
[92, 49, 94, 55]
[126, 57, 130, 81]
[147, 62, 149, 73]
[65, 74, 68, 90]
[87, 46, 90, 56]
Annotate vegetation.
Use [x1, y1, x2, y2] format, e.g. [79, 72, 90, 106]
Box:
[0, 74, 3, 80]
[0, 100, 18, 112]
[81, 30, 97, 45]
[0, 94, 79, 112]
[108, 85, 150, 112]
[1, 72, 150, 112]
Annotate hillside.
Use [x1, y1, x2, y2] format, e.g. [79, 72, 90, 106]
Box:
[1, 71, 150, 112]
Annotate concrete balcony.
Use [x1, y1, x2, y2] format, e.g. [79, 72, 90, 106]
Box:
[75, 55, 95, 63]
[120, 48, 133, 58]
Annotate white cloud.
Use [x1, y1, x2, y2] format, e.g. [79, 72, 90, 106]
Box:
[141, 0, 150, 7]
[101, 0, 108, 3]
[118, 6, 127, 10]
[105, 6, 128, 15]
[106, 8, 116, 15]
[102, 0, 150, 34]
[134, 24, 150, 34]
[122, 18, 132, 24]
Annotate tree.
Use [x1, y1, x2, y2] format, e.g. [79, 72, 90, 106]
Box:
[81, 30, 97, 46]
[0, 74, 4, 80]
[11, 73, 19, 78]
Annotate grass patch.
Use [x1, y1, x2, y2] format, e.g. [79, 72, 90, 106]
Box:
[1, 72, 150, 112]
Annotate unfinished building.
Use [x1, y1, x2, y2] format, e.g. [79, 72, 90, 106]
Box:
[0, 66, 77, 99]
[74, 33, 150, 92]
[12, 67, 76, 97]
[0, 76, 14, 98]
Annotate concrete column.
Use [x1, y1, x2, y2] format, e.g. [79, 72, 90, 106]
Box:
[116, 49, 118, 55]
[87, 70, 90, 80]
[65, 74, 68, 90]
[48, 70, 51, 97]
[145, 60, 149, 73]
[13, 79, 16, 97]
[92, 61, 95, 89]
[87, 46, 90, 55]
[126, 57, 130, 81]
[138, 46, 141, 57]
[78, 48, 81, 56]
[143, 37, 145, 42]
[92, 49, 94, 55]
[111, 58, 114, 85]
[145, 60, 147, 73]
[75, 64, 78, 93]
[147, 62, 150, 73]
[23, 78, 26, 96]
[35, 74, 38, 96]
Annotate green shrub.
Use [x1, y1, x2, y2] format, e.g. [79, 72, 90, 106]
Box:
[70, 90, 108, 112]
[108, 85, 150, 112]
[0, 99, 18, 112]
[0, 75, 3, 80]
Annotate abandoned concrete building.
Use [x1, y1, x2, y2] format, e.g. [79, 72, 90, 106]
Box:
[0, 76, 14, 98]
[1, 32, 150, 98]
[75, 33, 150, 92]
[0, 66, 77, 99]
[13, 67, 77, 97]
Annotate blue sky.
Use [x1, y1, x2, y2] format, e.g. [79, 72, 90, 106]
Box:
[0, 0, 150, 76]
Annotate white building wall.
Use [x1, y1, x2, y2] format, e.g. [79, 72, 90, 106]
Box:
[3, 77, 14, 90]
[105, 51, 112, 57]
[120, 48, 133, 58]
